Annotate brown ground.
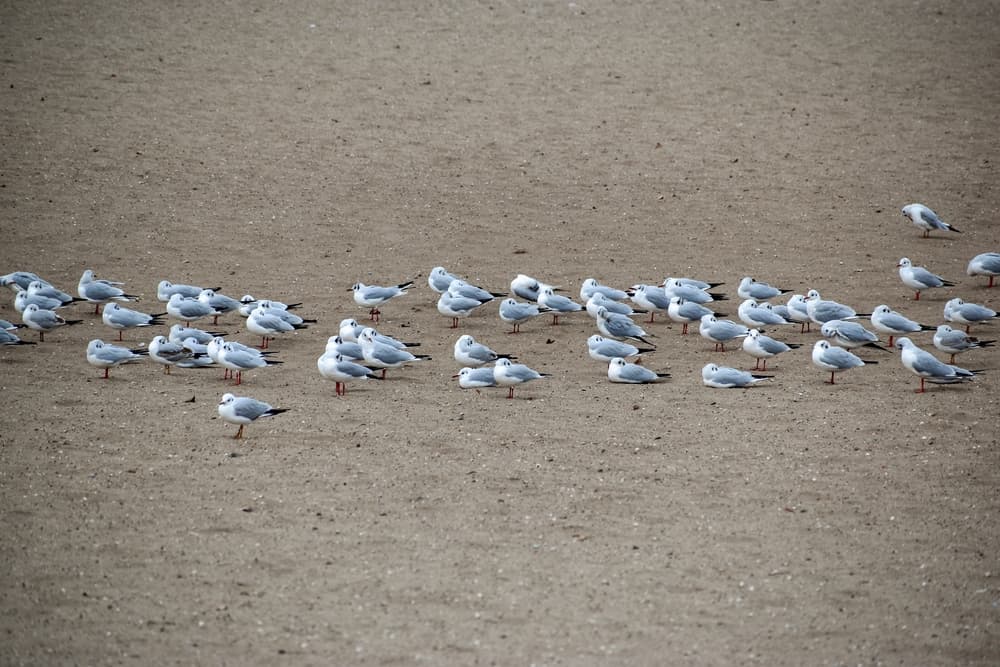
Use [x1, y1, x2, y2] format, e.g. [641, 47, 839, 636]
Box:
[2, 1, 1000, 664]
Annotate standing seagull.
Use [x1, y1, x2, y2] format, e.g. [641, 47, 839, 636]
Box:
[595, 308, 655, 346]
[932, 325, 995, 364]
[811, 340, 874, 385]
[351, 280, 414, 323]
[217, 393, 289, 439]
[317, 352, 382, 396]
[358, 328, 431, 378]
[586, 335, 654, 363]
[102, 303, 166, 341]
[897, 257, 955, 300]
[870, 304, 934, 347]
[944, 298, 998, 332]
[901, 203, 961, 238]
[21, 303, 82, 341]
[895, 337, 980, 393]
[805, 289, 867, 325]
[166, 293, 219, 325]
[493, 358, 549, 399]
[537, 287, 583, 325]
[699, 314, 749, 352]
[579, 278, 628, 302]
[966, 252, 1000, 288]
[667, 297, 715, 335]
[86, 339, 147, 378]
[737, 276, 791, 301]
[498, 298, 549, 334]
[218, 342, 282, 385]
[607, 357, 669, 384]
[77, 269, 139, 314]
[820, 320, 890, 353]
[742, 329, 799, 371]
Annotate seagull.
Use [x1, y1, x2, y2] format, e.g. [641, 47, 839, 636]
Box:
[21, 303, 82, 341]
[218, 341, 282, 385]
[607, 357, 669, 384]
[453, 367, 498, 391]
[26, 280, 83, 307]
[217, 393, 289, 439]
[338, 319, 418, 349]
[538, 287, 583, 324]
[77, 269, 139, 314]
[148, 335, 200, 374]
[0, 329, 34, 346]
[168, 324, 228, 346]
[664, 276, 725, 291]
[811, 340, 874, 385]
[586, 334, 654, 363]
[247, 306, 306, 349]
[198, 289, 242, 324]
[897, 257, 955, 300]
[786, 294, 812, 332]
[661, 278, 727, 304]
[701, 363, 772, 388]
[966, 252, 1000, 288]
[742, 329, 800, 371]
[1, 271, 51, 291]
[437, 290, 486, 328]
[667, 297, 715, 334]
[166, 293, 219, 325]
[86, 339, 147, 378]
[351, 280, 414, 322]
[498, 298, 549, 333]
[157, 280, 219, 302]
[101, 303, 166, 341]
[237, 295, 302, 317]
[428, 266, 461, 293]
[699, 314, 749, 352]
[629, 284, 671, 323]
[447, 279, 505, 303]
[819, 320, 890, 352]
[585, 293, 645, 319]
[325, 335, 365, 361]
[895, 337, 980, 393]
[869, 304, 934, 346]
[493, 358, 549, 398]
[510, 274, 558, 302]
[14, 289, 75, 314]
[901, 203, 960, 238]
[453, 334, 515, 367]
[932, 325, 995, 364]
[207, 337, 278, 380]
[358, 328, 431, 378]
[595, 307, 655, 346]
[737, 276, 791, 301]
[317, 352, 382, 396]
[804, 289, 867, 324]
[0, 319, 22, 331]
[737, 299, 793, 328]
[580, 278, 628, 302]
[944, 298, 998, 332]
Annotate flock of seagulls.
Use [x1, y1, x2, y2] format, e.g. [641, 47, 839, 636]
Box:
[1, 203, 997, 439]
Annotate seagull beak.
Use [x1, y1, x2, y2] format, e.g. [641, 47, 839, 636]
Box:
[451, 374, 460, 379]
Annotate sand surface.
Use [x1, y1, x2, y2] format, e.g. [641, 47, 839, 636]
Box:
[2, 1, 999, 664]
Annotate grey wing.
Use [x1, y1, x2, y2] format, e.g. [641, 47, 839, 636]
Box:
[919, 208, 947, 230]
[158, 342, 191, 361]
[258, 314, 294, 331]
[341, 360, 376, 378]
[226, 349, 263, 368]
[839, 322, 878, 343]
[716, 368, 751, 386]
[234, 398, 271, 420]
[911, 267, 944, 287]
[911, 350, 955, 377]
[936, 330, 971, 350]
[827, 347, 862, 368]
[760, 337, 791, 354]
[468, 343, 497, 363]
[620, 364, 657, 383]
[371, 345, 411, 365]
[83, 282, 123, 300]
[880, 312, 919, 332]
[508, 364, 542, 381]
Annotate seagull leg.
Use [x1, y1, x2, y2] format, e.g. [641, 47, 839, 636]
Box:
[989, 276, 995, 288]
[369, 307, 380, 323]
[916, 378, 926, 393]
[39, 331, 44, 342]
[551, 314, 560, 325]
[647, 312, 655, 324]
[949, 353, 956, 364]
[507, 387, 515, 399]
[117, 330, 124, 341]
[827, 372, 836, 385]
[380, 369, 386, 379]
[94, 304, 101, 315]
[681, 323, 688, 335]
[234, 424, 244, 439]
[451, 317, 459, 329]
[234, 371, 242, 386]
[914, 291, 920, 301]
[103, 368, 110, 379]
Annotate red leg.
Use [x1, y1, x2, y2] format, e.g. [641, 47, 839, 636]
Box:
[507, 387, 514, 399]
[103, 368, 110, 379]
[234, 424, 244, 439]
[916, 378, 926, 393]
[914, 292, 920, 300]
[681, 323, 688, 335]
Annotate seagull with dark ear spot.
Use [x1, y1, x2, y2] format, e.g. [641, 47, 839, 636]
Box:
[901, 203, 961, 238]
